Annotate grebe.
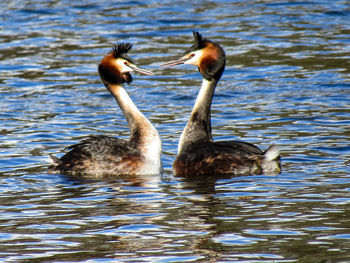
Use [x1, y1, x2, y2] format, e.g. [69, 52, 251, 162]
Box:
[49, 43, 162, 177]
[162, 31, 281, 177]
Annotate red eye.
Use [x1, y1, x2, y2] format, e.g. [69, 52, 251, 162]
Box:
[124, 61, 128, 65]
[191, 53, 195, 57]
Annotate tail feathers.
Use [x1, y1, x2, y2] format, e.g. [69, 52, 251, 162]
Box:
[47, 154, 62, 174]
[264, 144, 280, 161]
[48, 154, 61, 166]
[261, 144, 281, 174]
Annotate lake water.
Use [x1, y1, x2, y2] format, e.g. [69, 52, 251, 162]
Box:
[0, 0, 350, 262]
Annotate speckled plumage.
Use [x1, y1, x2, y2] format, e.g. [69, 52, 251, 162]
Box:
[49, 135, 143, 176]
[174, 141, 280, 177]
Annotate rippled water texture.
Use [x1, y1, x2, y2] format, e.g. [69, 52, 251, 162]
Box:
[0, 0, 350, 262]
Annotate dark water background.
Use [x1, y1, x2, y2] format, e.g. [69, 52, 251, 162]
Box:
[0, 0, 350, 262]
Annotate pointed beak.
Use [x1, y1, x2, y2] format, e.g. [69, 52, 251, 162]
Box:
[128, 63, 155, 75]
[161, 56, 188, 67]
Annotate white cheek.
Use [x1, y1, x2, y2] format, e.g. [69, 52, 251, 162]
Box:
[115, 59, 133, 72]
[184, 50, 203, 66]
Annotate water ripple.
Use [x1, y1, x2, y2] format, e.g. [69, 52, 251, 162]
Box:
[0, 0, 350, 262]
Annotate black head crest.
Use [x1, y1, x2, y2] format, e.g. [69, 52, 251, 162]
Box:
[112, 43, 133, 61]
[185, 31, 208, 54]
[192, 31, 206, 50]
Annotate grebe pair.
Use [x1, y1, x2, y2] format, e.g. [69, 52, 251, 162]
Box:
[49, 32, 281, 177]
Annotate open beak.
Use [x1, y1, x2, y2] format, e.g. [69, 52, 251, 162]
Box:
[128, 63, 155, 75]
[161, 56, 188, 67]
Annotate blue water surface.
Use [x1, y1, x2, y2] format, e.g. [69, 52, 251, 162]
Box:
[0, 0, 350, 262]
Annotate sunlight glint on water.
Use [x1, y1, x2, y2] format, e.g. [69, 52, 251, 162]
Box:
[0, 0, 349, 262]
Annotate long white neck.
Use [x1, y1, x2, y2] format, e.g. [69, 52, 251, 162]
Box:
[178, 79, 218, 153]
[108, 84, 162, 168]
